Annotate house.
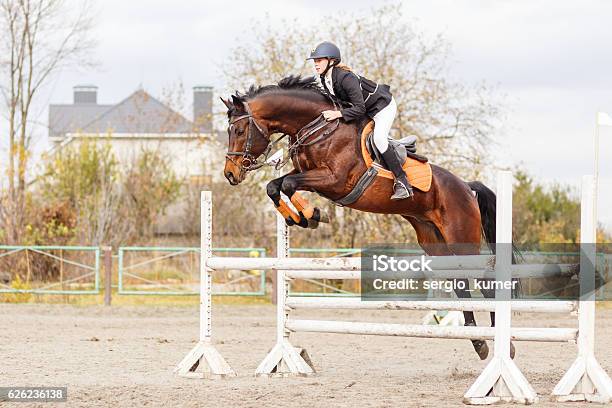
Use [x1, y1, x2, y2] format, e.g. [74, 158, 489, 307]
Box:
[48, 85, 226, 234]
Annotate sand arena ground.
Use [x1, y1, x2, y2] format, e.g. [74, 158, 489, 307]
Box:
[2, 303, 611, 407]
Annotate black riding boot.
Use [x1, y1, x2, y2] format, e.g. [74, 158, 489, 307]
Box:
[381, 147, 414, 200]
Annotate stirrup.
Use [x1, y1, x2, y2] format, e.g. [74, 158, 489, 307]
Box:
[391, 180, 413, 200]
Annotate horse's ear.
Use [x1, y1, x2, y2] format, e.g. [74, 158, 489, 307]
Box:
[231, 94, 244, 111]
[220, 97, 232, 110]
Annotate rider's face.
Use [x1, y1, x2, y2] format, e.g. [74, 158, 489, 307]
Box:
[313, 58, 329, 75]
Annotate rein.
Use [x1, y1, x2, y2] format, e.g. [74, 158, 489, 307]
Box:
[282, 115, 339, 171]
[226, 101, 340, 173]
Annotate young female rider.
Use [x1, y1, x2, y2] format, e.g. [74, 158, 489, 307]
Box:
[307, 41, 413, 200]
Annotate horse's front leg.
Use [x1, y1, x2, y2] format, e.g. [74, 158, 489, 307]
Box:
[266, 171, 303, 227]
[280, 167, 335, 229]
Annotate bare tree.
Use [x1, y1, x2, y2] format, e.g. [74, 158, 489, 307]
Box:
[0, 0, 95, 244]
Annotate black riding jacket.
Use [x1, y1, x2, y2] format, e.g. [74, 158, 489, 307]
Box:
[320, 67, 392, 122]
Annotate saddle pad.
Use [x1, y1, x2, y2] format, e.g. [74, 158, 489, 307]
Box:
[360, 121, 432, 192]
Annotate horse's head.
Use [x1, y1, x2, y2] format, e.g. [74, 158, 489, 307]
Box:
[221, 95, 271, 185]
[221, 76, 333, 185]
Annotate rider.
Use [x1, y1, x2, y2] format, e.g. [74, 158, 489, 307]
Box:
[307, 41, 413, 200]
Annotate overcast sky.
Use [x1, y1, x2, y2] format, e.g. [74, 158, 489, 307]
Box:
[3, 0, 612, 229]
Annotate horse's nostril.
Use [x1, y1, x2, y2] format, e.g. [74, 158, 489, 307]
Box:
[225, 171, 236, 185]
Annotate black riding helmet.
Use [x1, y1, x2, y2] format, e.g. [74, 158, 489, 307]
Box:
[306, 41, 341, 62]
[307, 42, 341, 77]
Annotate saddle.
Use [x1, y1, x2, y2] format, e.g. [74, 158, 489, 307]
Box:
[360, 121, 432, 192]
[364, 131, 425, 165]
[329, 120, 433, 207]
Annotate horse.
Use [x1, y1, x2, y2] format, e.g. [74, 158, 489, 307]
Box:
[221, 75, 512, 360]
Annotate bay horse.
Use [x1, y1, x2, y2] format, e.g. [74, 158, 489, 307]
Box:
[221, 75, 511, 360]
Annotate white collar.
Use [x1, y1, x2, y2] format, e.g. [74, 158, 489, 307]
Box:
[324, 66, 335, 95]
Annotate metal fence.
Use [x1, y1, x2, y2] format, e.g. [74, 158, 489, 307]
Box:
[0, 245, 609, 301]
[0, 246, 100, 295]
[117, 247, 266, 296]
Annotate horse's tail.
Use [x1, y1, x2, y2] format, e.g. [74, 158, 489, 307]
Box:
[468, 180, 523, 298]
[468, 181, 496, 252]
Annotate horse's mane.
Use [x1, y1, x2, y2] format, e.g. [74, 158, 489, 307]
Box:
[235, 75, 328, 104]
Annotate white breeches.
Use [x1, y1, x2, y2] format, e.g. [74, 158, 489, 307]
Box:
[372, 96, 397, 153]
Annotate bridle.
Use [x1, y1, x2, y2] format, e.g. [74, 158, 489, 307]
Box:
[226, 101, 274, 172]
[226, 100, 340, 173]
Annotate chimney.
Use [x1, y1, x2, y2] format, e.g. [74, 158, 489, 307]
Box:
[193, 85, 213, 133]
[73, 85, 98, 104]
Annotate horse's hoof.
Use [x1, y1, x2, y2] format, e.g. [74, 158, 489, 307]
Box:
[285, 217, 296, 226]
[313, 208, 329, 224]
[307, 218, 320, 229]
[472, 339, 489, 360]
[297, 213, 309, 228]
[510, 342, 516, 359]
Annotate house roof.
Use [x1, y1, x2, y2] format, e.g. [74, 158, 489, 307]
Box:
[48, 104, 113, 138]
[49, 89, 196, 138]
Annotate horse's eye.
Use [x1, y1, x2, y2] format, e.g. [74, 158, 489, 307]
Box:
[237, 128, 244, 135]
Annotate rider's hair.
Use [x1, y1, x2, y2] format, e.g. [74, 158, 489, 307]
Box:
[335, 63, 352, 72]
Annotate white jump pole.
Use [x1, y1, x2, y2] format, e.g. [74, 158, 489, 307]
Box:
[464, 171, 538, 404]
[255, 196, 315, 376]
[175, 191, 235, 378]
[552, 175, 612, 402]
[286, 297, 577, 314]
[285, 319, 577, 342]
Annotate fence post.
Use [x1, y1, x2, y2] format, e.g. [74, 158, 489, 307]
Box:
[103, 246, 112, 306]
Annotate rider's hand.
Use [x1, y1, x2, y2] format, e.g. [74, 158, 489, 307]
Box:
[322, 110, 342, 121]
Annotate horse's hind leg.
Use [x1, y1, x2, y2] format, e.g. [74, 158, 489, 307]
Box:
[427, 207, 493, 361]
[400, 216, 493, 356]
[434, 199, 517, 359]
[402, 216, 450, 256]
[479, 286, 515, 359]
[454, 281, 489, 360]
